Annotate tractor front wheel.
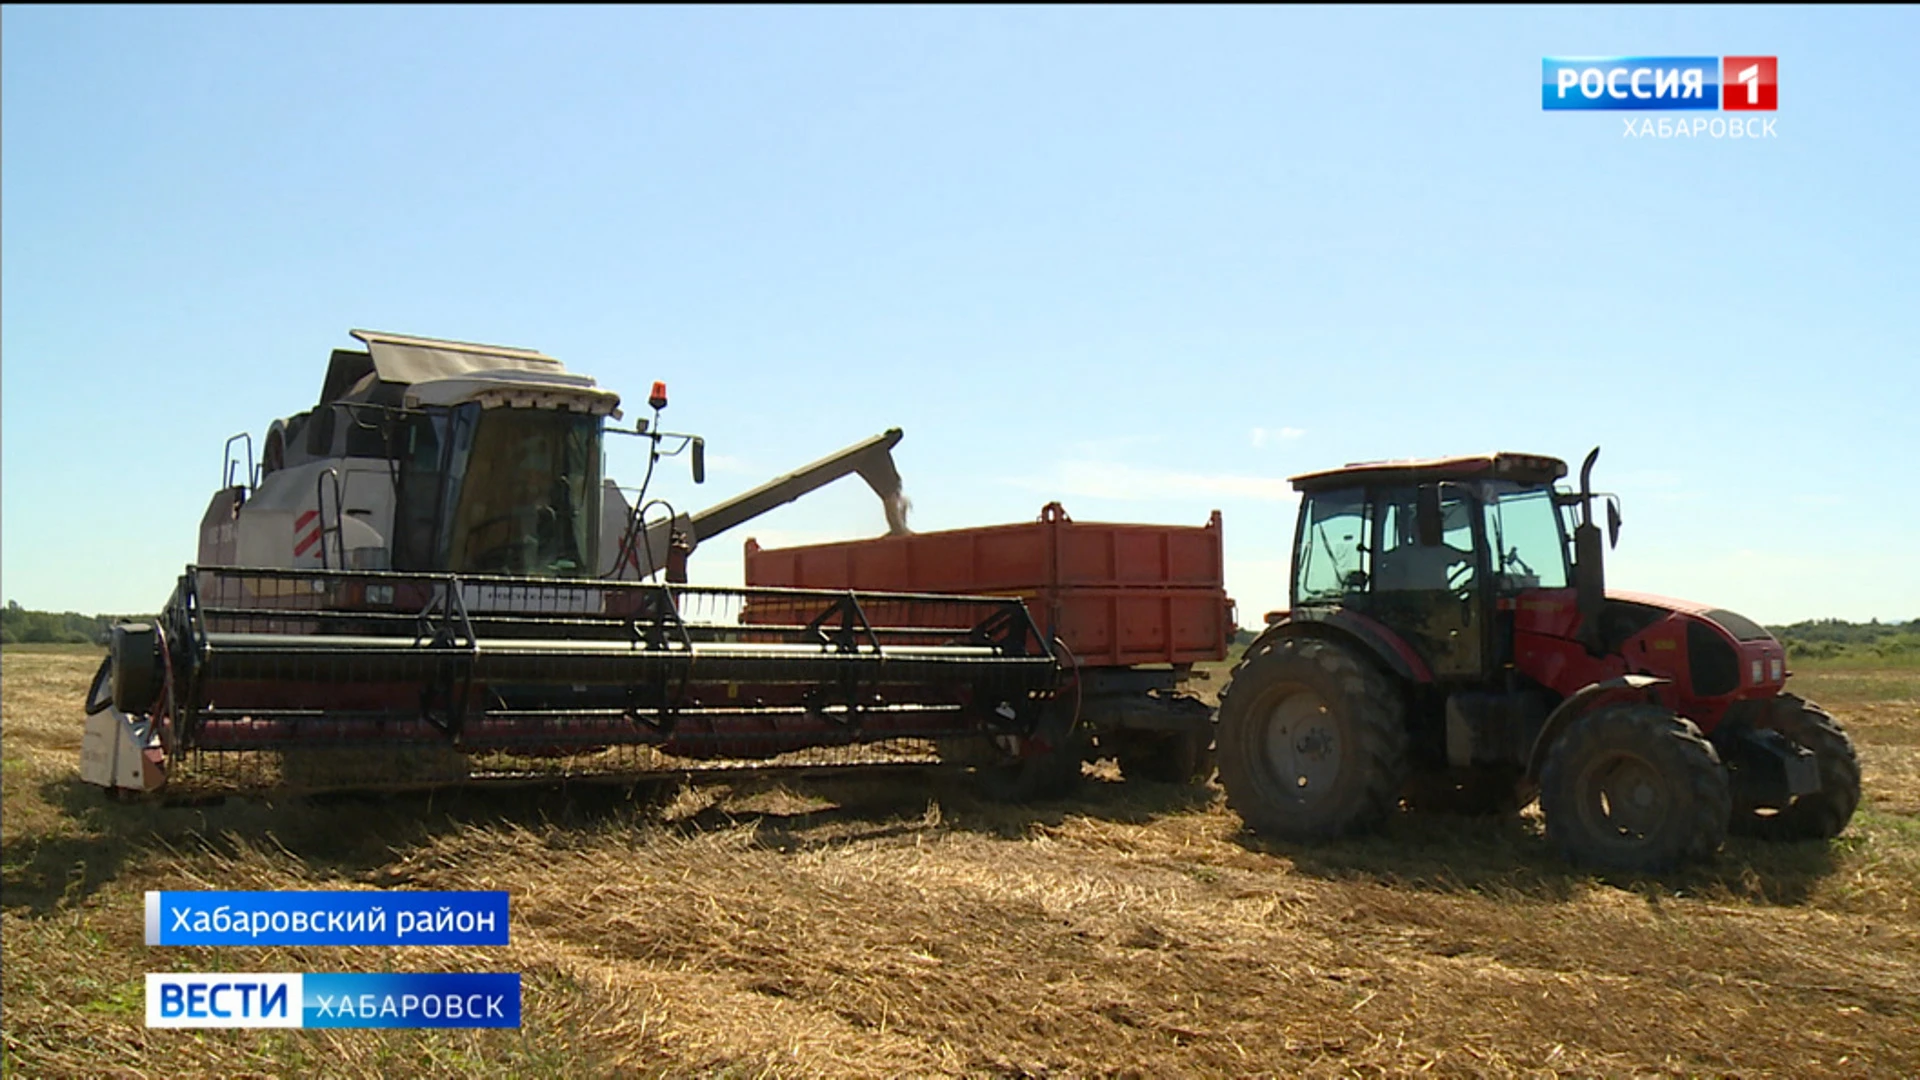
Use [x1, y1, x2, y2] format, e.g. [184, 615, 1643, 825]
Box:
[1215, 636, 1408, 841]
[1731, 694, 1861, 842]
[1540, 703, 1730, 871]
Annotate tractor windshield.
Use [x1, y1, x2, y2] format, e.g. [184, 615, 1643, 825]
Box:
[441, 406, 603, 577]
[1481, 484, 1569, 591]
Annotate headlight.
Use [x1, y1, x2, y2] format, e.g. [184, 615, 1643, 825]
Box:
[1751, 659, 1763, 685]
[1770, 657, 1783, 681]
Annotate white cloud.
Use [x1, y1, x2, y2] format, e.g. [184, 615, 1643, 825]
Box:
[1249, 426, 1306, 448]
[1067, 433, 1163, 457]
[1790, 493, 1846, 508]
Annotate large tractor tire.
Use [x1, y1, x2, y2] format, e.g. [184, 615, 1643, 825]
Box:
[1540, 703, 1730, 871]
[1215, 636, 1409, 841]
[1731, 694, 1861, 842]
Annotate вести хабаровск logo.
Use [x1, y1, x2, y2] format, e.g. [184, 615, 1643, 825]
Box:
[1542, 57, 1777, 111]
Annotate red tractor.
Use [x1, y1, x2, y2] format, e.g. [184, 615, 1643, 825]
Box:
[1216, 449, 1861, 871]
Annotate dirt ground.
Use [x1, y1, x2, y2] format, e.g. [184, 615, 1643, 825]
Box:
[3, 644, 1917, 1078]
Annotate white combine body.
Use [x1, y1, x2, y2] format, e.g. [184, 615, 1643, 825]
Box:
[208, 330, 647, 580]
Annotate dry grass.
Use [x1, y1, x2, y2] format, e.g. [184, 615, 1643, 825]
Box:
[4, 646, 1918, 1078]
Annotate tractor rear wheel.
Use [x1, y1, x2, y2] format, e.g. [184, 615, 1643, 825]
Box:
[1540, 703, 1730, 871]
[1215, 636, 1408, 841]
[1731, 694, 1861, 841]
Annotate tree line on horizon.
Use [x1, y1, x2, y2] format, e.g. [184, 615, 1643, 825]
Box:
[1, 602, 126, 645]
[1769, 617, 1920, 661]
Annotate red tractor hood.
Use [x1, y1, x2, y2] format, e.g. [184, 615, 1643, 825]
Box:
[1513, 588, 1778, 652]
[1511, 587, 1787, 729]
[1606, 590, 1777, 643]
[1607, 589, 1717, 617]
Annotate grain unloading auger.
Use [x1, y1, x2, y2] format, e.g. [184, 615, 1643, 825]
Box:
[80, 330, 1059, 797]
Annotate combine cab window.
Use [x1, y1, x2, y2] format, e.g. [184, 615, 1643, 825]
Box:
[443, 408, 603, 577]
[392, 411, 452, 572]
[1483, 486, 1569, 591]
[1295, 489, 1369, 605]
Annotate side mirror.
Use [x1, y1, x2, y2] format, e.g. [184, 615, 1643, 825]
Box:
[1415, 485, 1443, 547]
[691, 437, 706, 484]
[1607, 497, 1622, 549]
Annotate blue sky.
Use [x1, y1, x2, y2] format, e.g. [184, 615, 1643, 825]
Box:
[3, 6, 1915, 623]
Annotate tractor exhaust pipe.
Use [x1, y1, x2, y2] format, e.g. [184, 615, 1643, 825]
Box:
[1573, 447, 1606, 654]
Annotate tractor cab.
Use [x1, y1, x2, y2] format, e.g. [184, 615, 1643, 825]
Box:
[1287, 452, 1576, 682]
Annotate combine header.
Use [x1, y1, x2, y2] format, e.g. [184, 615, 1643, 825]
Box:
[81, 331, 1058, 796]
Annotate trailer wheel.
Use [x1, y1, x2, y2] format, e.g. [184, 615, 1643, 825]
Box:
[1115, 730, 1214, 785]
[1113, 696, 1216, 785]
[1540, 703, 1729, 871]
[941, 709, 1088, 803]
[1731, 694, 1861, 842]
[1216, 636, 1408, 841]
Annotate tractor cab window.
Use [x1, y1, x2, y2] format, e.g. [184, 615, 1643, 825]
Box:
[1294, 488, 1370, 605]
[1373, 485, 1476, 593]
[1482, 485, 1570, 591]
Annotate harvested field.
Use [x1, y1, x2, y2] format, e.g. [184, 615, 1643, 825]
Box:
[3, 644, 1918, 1078]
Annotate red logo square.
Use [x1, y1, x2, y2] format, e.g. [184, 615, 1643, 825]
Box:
[1723, 56, 1777, 111]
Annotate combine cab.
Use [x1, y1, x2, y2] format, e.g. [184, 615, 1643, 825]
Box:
[1216, 449, 1862, 871]
[80, 331, 1058, 796]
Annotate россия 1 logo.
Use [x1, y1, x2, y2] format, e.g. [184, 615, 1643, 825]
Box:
[1542, 57, 1777, 110]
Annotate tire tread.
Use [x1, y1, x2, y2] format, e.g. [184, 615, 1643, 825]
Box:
[1216, 635, 1409, 841]
[1540, 702, 1730, 871]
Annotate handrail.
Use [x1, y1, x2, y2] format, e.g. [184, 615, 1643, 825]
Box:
[314, 468, 347, 570]
[222, 432, 254, 492]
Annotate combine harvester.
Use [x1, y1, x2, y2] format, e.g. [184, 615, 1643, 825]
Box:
[80, 330, 1223, 799]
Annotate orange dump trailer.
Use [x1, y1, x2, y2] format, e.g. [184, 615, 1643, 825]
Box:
[743, 502, 1233, 784]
